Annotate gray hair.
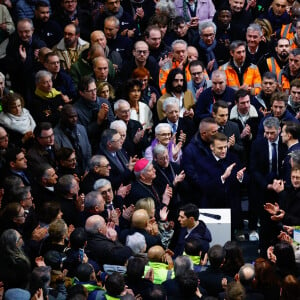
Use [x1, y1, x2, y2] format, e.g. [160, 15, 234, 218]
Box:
[94, 178, 111, 190]
[35, 70, 52, 84]
[155, 123, 171, 136]
[290, 150, 300, 166]
[134, 160, 152, 180]
[92, 56, 108, 68]
[85, 215, 103, 234]
[199, 21, 217, 35]
[153, 144, 168, 159]
[56, 174, 77, 194]
[88, 155, 107, 171]
[174, 256, 193, 277]
[114, 99, 130, 112]
[155, 0, 177, 18]
[0, 72, 5, 81]
[104, 16, 119, 28]
[172, 39, 188, 51]
[247, 23, 263, 37]
[110, 120, 127, 131]
[162, 97, 179, 112]
[13, 186, 31, 202]
[85, 191, 103, 210]
[126, 232, 146, 255]
[263, 117, 280, 130]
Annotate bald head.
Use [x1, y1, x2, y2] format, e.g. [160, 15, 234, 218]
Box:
[85, 215, 106, 234]
[148, 245, 165, 262]
[238, 263, 255, 285]
[132, 209, 149, 229]
[93, 56, 109, 81]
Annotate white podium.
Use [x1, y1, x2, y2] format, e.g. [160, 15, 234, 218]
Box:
[198, 209, 231, 247]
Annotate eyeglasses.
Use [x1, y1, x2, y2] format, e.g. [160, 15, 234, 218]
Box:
[135, 50, 149, 55]
[85, 88, 97, 94]
[120, 109, 130, 114]
[191, 71, 203, 76]
[157, 155, 169, 161]
[40, 133, 54, 139]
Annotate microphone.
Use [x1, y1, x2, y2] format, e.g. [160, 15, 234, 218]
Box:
[199, 212, 221, 220]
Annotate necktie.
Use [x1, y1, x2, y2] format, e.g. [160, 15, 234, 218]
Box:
[218, 126, 224, 133]
[271, 143, 277, 175]
[171, 123, 177, 134]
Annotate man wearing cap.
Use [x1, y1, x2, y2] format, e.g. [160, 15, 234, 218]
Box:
[126, 158, 173, 215]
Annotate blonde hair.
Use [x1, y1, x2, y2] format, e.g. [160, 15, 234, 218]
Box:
[135, 198, 155, 218]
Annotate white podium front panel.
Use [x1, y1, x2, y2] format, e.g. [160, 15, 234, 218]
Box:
[198, 209, 231, 247]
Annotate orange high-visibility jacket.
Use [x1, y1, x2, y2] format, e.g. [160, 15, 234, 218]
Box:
[219, 62, 262, 95]
[159, 60, 192, 94]
[266, 57, 282, 79]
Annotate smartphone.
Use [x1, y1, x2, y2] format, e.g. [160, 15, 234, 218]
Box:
[79, 248, 84, 263]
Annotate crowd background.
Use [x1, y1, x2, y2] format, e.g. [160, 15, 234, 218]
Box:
[1, 0, 300, 299]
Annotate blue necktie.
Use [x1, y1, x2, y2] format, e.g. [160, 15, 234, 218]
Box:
[172, 123, 177, 134]
[272, 143, 277, 175]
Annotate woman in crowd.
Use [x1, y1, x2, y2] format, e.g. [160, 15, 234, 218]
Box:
[0, 92, 35, 147]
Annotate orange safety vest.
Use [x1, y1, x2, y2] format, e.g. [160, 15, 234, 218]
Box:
[219, 62, 262, 95]
[278, 70, 294, 94]
[280, 23, 294, 40]
[159, 60, 191, 94]
[266, 57, 281, 79]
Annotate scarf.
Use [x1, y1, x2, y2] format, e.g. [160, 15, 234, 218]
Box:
[150, 138, 175, 162]
[0, 108, 36, 134]
[35, 87, 61, 100]
[198, 39, 218, 72]
[288, 96, 300, 113]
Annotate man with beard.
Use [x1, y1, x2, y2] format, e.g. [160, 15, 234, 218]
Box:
[52, 23, 89, 72]
[279, 48, 300, 93]
[157, 68, 194, 120]
[195, 70, 235, 124]
[54, 104, 91, 175]
[252, 72, 279, 114]
[33, 1, 63, 48]
[258, 38, 290, 77]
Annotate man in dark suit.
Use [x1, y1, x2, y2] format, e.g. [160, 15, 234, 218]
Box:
[212, 100, 244, 160]
[98, 128, 135, 190]
[160, 97, 196, 148]
[250, 117, 287, 256]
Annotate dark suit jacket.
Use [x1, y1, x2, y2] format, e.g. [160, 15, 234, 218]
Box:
[250, 137, 287, 202]
[160, 117, 196, 147]
[222, 120, 244, 156]
[98, 145, 133, 190]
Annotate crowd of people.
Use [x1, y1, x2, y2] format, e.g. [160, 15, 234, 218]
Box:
[1, 0, 300, 298]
